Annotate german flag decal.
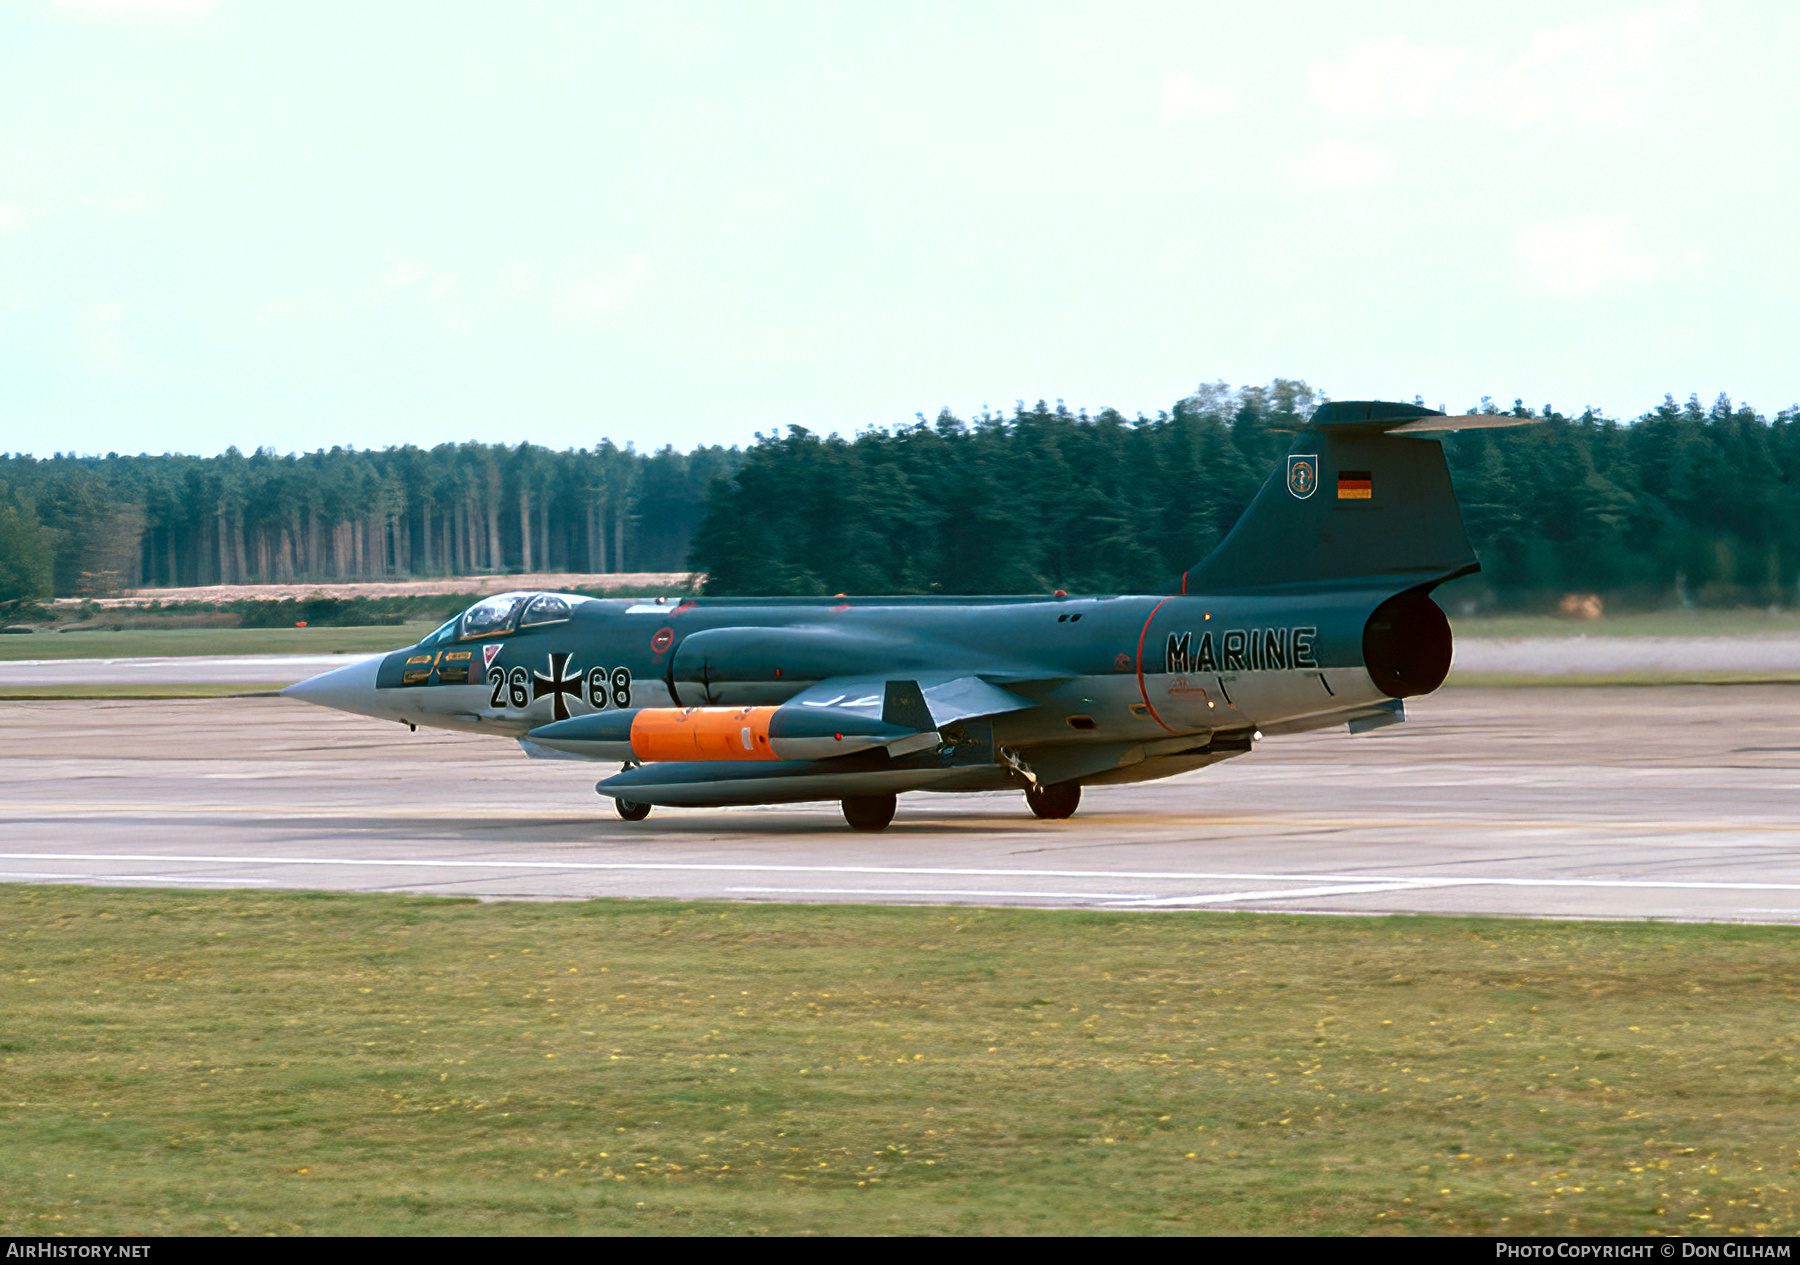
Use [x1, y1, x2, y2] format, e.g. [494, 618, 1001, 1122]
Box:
[1337, 470, 1372, 500]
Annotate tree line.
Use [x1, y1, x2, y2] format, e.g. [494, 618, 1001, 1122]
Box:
[690, 383, 1800, 610]
[0, 441, 740, 602]
[4, 382, 1799, 610]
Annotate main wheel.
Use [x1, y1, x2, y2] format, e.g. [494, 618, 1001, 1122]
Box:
[1025, 781, 1081, 820]
[841, 793, 897, 832]
[614, 797, 651, 822]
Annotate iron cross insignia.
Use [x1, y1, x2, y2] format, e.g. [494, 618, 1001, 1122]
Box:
[532, 652, 583, 721]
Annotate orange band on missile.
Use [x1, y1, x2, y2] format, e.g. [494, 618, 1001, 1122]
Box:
[628, 707, 780, 762]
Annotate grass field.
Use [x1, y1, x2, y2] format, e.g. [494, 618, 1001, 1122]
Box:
[2, 888, 1797, 1236]
[0, 624, 440, 662]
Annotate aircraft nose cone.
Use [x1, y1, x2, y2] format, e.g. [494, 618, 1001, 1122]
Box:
[281, 655, 386, 719]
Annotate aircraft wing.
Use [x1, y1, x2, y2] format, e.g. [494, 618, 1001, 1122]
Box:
[782, 671, 1048, 728]
[572, 671, 1062, 807]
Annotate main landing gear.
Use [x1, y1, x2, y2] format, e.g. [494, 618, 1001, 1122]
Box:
[841, 793, 897, 832]
[1025, 781, 1081, 820]
[614, 797, 651, 821]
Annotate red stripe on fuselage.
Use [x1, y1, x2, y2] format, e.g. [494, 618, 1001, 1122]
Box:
[1135, 600, 1177, 733]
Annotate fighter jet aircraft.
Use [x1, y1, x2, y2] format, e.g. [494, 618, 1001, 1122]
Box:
[284, 401, 1525, 830]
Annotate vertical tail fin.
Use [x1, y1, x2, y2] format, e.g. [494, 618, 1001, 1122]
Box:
[1181, 401, 1490, 595]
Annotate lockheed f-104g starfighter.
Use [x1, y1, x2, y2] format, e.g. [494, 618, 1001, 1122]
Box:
[285, 402, 1526, 830]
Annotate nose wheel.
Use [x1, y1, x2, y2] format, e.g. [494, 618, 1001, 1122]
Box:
[1025, 781, 1081, 820]
[841, 794, 897, 831]
[614, 797, 651, 822]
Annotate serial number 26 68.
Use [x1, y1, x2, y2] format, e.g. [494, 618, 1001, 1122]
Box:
[486, 665, 631, 711]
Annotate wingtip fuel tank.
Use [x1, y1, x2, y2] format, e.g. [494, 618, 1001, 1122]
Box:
[526, 702, 939, 763]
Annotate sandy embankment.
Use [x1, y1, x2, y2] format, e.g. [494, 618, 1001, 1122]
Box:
[60, 573, 700, 608]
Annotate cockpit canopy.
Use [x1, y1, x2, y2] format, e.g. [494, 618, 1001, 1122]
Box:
[420, 591, 593, 646]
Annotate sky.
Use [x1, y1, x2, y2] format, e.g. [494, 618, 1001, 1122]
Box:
[1, 0, 1797, 458]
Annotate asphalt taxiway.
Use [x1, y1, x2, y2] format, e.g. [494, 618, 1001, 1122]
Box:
[0, 653, 370, 687]
[3, 685, 1799, 922]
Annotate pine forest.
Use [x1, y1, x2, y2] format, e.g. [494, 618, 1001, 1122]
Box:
[3, 381, 1798, 613]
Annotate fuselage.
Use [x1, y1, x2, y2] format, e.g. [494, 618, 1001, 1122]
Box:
[286, 583, 1434, 799]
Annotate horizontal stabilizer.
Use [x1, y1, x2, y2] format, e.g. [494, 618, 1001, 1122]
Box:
[1387, 414, 1539, 434]
[1307, 401, 1541, 434]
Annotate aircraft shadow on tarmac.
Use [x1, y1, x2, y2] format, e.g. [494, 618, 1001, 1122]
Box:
[265, 807, 1109, 842]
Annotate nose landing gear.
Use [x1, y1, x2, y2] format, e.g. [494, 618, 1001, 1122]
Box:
[1025, 781, 1081, 820]
[614, 797, 651, 821]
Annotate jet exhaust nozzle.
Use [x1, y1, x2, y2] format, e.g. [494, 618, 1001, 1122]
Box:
[1362, 590, 1453, 698]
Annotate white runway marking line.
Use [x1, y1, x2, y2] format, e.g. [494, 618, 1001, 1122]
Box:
[0, 871, 291, 886]
[6, 853, 1800, 899]
[1111, 879, 1476, 908]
